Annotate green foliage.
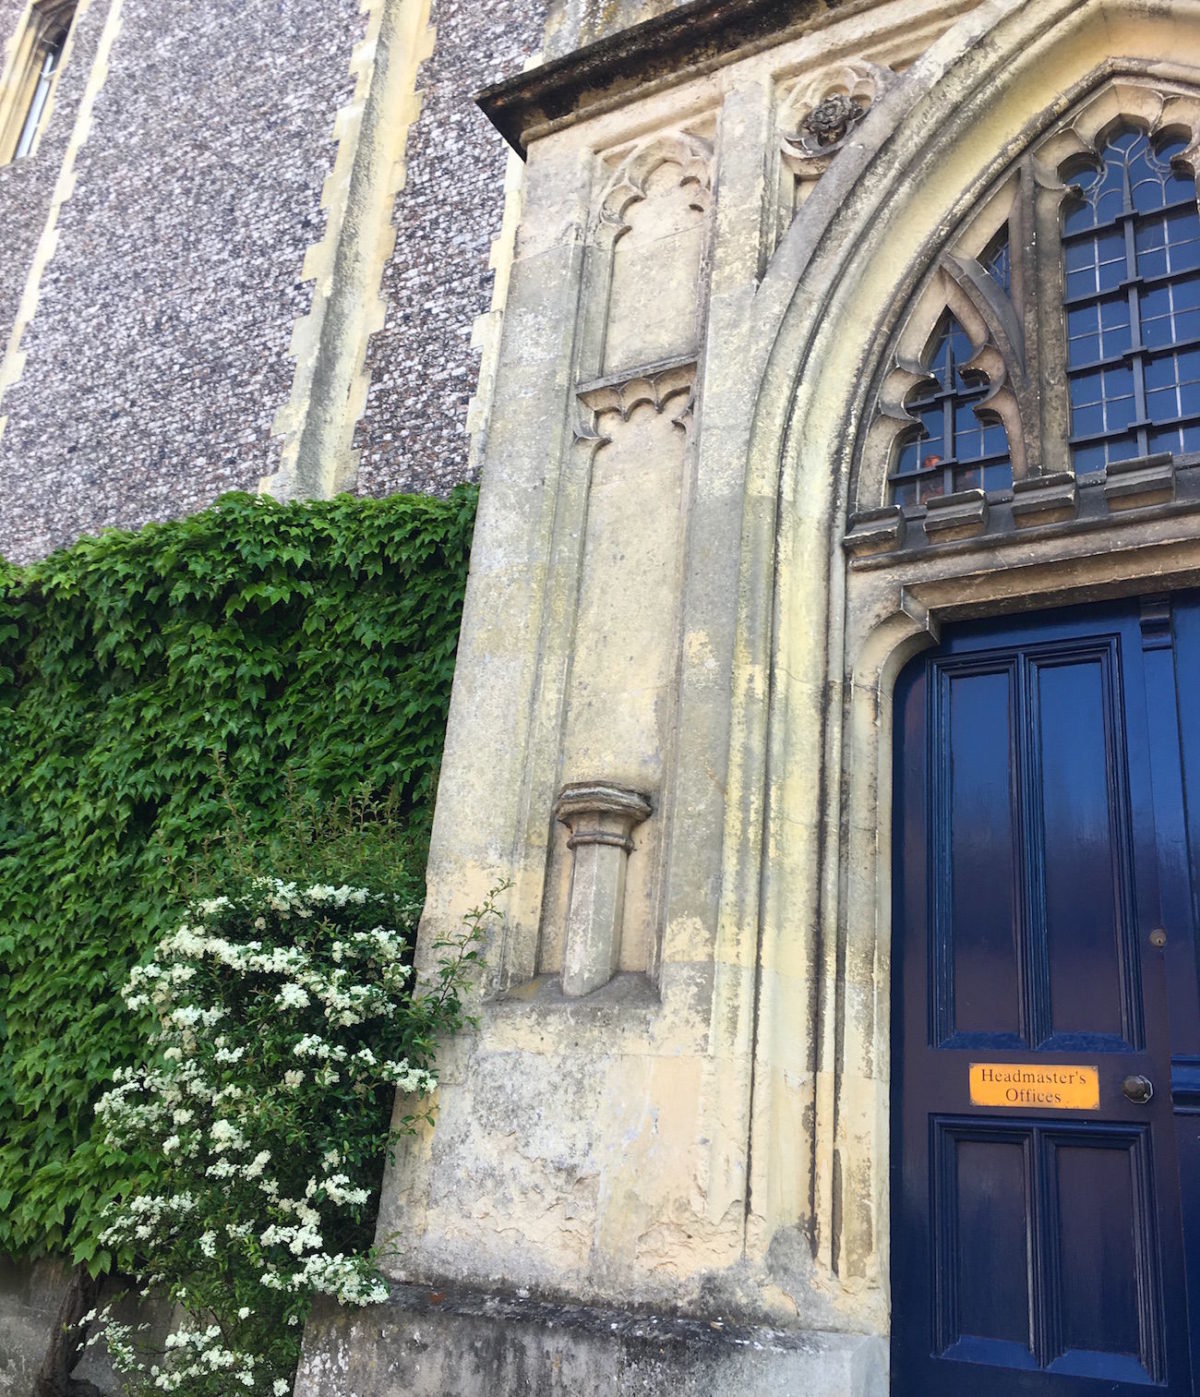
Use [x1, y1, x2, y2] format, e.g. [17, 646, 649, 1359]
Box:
[0, 487, 477, 1268]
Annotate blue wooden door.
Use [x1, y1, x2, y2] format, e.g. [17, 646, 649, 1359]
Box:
[891, 596, 1200, 1395]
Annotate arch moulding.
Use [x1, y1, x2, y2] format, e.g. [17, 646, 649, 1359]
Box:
[732, 0, 1200, 1332]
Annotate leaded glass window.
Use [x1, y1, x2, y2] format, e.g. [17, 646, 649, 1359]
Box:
[864, 84, 1200, 534]
[889, 313, 1013, 508]
[984, 227, 1011, 295]
[1065, 127, 1200, 472]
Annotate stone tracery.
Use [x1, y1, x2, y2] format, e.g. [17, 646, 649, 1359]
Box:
[848, 78, 1200, 554]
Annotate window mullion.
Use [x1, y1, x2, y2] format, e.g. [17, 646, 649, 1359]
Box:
[942, 341, 957, 494]
[1124, 214, 1151, 458]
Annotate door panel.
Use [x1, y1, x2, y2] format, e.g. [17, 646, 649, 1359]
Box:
[892, 599, 1195, 1396]
[939, 660, 1023, 1043]
[1030, 647, 1136, 1047]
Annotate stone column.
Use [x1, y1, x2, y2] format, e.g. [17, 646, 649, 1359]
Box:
[554, 780, 651, 996]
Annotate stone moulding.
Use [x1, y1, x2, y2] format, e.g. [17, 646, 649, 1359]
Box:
[575, 357, 697, 449]
[770, 59, 898, 248]
[597, 128, 713, 235]
[921, 486, 988, 541]
[263, 0, 434, 502]
[589, 125, 714, 376]
[1105, 452, 1176, 510]
[1010, 471, 1078, 526]
[554, 780, 652, 998]
[844, 455, 1200, 567]
[842, 504, 906, 557]
[477, 0, 872, 157]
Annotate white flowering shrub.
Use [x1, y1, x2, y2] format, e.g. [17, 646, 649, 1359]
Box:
[85, 877, 495, 1395]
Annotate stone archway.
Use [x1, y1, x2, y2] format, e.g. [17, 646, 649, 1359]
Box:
[733, 0, 1200, 1363]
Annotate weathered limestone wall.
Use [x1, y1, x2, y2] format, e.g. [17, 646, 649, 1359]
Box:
[301, 0, 1200, 1392]
[299, 1286, 882, 1396]
[0, 1257, 68, 1396]
[0, 1257, 138, 1395]
[388, 0, 977, 1321]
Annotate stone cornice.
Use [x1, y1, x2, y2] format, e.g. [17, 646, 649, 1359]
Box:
[478, 0, 860, 156]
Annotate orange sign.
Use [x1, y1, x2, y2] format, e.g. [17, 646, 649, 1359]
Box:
[969, 1063, 1100, 1111]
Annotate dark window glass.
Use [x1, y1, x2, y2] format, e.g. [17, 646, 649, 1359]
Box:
[1065, 127, 1200, 469]
[890, 313, 1013, 508]
[984, 227, 1012, 295]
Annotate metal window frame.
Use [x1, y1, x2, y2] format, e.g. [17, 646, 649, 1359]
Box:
[0, 0, 77, 164]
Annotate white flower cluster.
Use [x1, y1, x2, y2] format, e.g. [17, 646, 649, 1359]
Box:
[88, 874, 461, 1397]
[259, 1251, 390, 1305]
[151, 1323, 258, 1391]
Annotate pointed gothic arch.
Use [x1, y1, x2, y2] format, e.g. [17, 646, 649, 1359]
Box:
[852, 78, 1200, 527]
[722, 0, 1200, 1325]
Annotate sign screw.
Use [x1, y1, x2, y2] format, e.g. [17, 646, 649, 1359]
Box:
[1150, 928, 1168, 948]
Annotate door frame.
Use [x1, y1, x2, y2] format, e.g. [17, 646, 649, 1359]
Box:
[737, 521, 1200, 1362]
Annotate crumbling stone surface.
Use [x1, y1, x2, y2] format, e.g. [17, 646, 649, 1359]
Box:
[352, 0, 547, 500]
[295, 1284, 888, 1396]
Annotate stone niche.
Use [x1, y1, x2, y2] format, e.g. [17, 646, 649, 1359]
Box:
[540, 364, 695, 992]
[597, 132, 711, 373]
[535, 123, 713, 998]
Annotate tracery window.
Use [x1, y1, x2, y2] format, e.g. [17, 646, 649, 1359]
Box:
[889, 313, 1012, 507]
[1064, 129, 1200, 471]
[855, 80, 1200, 545]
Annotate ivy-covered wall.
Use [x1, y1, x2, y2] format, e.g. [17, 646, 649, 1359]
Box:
[0, 487, 476, 1270]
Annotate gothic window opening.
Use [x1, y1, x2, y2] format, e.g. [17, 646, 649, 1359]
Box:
[889, 313, 1013, 508]
[852, 82, 1200, 556]
[1065, 126, 1200, 472]
[0, 0, 77, 164]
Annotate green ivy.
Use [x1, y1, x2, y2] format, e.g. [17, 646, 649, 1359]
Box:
[0, 487, 476, 1269]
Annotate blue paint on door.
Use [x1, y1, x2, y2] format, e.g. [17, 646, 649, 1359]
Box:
[891, 597, 1200, 1395]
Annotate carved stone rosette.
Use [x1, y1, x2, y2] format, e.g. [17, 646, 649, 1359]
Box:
[779, 60, 896, 190]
